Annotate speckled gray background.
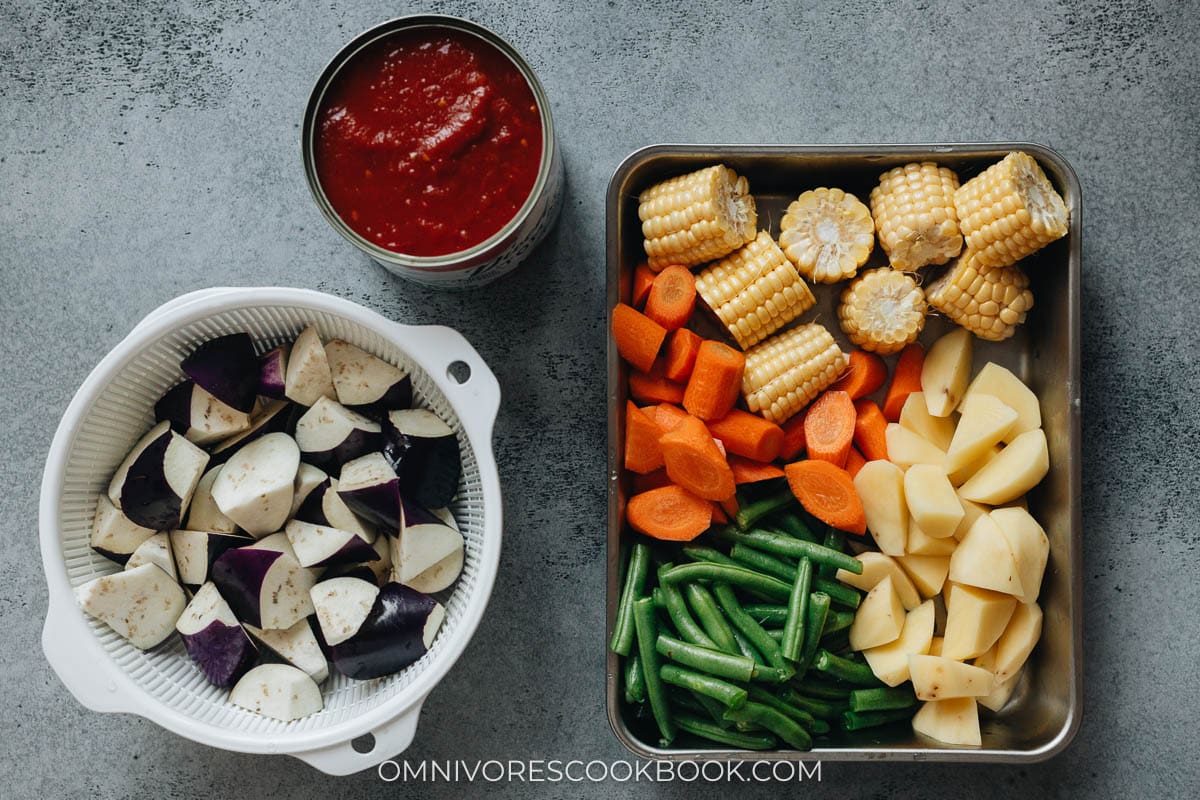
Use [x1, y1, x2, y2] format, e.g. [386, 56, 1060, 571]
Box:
[2, 0, 1198, 796]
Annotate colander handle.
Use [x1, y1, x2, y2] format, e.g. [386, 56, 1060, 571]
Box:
[392, 323, 502, 429]
[42, 596, 146, 714]
[291, 698, 426, 776]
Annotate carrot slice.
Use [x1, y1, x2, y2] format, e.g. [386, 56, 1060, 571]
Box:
[853, 399, 889, 461]
[844, 447, 867, 479]
[632, 468, 672, 494]
[624, 401, 664, 474]
[784, 460, 866, 535]
[632, 261, 656, 309]
[654, 402, 690, 433]
[613, 302, 667, 373]
[707, 409, 785, 462]
[629, 364, 685, 404]
[683, 341, 746, 421]
[803, 390, 856, 468]
[831, 350, 888, 400]
[663, 328, 703, 383]
[626, 485, 713, 541]
[719, 494, 740, 519]
[779, 413, 807, 461]
[711, 502, 730, 524]
[882, 342, 925, 421]
[728, 454, 786, 485]
[645, 266, 697, 331]
[660, 414, 736, 501]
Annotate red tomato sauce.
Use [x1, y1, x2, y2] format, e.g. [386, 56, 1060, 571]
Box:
[314, 29, 543, 257]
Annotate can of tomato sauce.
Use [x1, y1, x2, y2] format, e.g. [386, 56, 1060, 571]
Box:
[302, 15, 564, 288]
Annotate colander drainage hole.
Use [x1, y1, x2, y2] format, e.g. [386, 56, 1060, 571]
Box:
[351, 733, 376, 754]
[447, 360, 471, 384]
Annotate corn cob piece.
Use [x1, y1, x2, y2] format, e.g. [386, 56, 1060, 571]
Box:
[779, 188, 875, 283]
[742, 323, 848, 424]
[954, 152, 1069, 268]
[870, 162, 964, 271]
[926, 251, 1034, 341]
[694, 231, 816, 350]
[837, 268, 927, 355]
[638, 165, 757, 270]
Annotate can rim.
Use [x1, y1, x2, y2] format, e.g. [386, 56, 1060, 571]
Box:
[300, 14, 556, 269]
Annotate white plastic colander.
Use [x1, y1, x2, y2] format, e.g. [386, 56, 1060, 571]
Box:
[39, 287, 502, 775]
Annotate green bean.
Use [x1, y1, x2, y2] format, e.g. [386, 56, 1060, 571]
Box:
[781, 557, 813, 662]
[815, 577, 861, 609]
[651, 587, 666, 609]
[817, 528, 846, 578]
[791, 677, 853, 700]
[747, 686, 818, 729]
[632, 598, 675, 743]
[729, 543, 796, 582]
[610, 541, 651, 656]
[779, 686, 846, 720]
[819, 628, 851, 655]
[797, 591, 830, 672]
[766, 628, 784, 641]
[681, 545, 740, 568]
[849, 686, 917, 713]
[751, 664, 796, 683]
[820, 609, 856, 637]
[813, 649, 884, 686]
[674, 714, 778, 750]
[715, 528, 863, 574]
[683, 583, 740, 654]
[655, 634, 755, 683]
[693, 692, 735, 728]
[656, 565, 718, 648]
[711, 583, 790, 672]
[729, 626, 765, 665]
[773, 512, 818, 542]
[624, 653, 646, 705]
[742, 604, 789, 627]
[660, 664, 747, 709]
[659, 563, 791, 601]
[841, 708, 915, 731]
[734, 488, 794, 530]
[723, 702, 813, 750]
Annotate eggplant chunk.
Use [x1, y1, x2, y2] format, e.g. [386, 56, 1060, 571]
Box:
[181, 333, 260, 413]
[175, 582, 257, 687]
[295, 477, 375, 542]
[170, 529, 254, 590]
[125, 532, 177, 581]
[325, 340, 412, 416]
[207, 399, 293, 466]
[244, 618, 329, 683]
[397, 547, 463, 595]
[391, 502, 464, 593]
[90, 494, 156, 564]
[210, 433, 300, 537]
[230, 664, 323, 722]
[328, 583, 445, 680]
[294, 397, 381, 471]
[310, 577, 380, 646]
[382, 409, 461, 509]
[75, 564, 187, 650]
[259, 345, 290, 400]
[108, 420, 210, 530]
[337, 452, 402, 531]
[212, 546, 316, 630]
[155, 380, 252, 446]
[289, 463, 329, 518]
[285, 326, 336, 407]
[432, 507, 461, 531]
[285, 520, 379, 569]
[247, 531, 301, 559]
[186, 466, 239, 533]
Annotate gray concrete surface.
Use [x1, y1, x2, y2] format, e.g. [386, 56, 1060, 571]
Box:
[2, 0, 1198, 796]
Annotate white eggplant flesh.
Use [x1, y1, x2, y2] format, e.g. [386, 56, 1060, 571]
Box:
[207, 399, 292, 466]
[75, 564, 187, 650]
[294, 397, 382, 471]
[230, 663, 323, 722]
[284, 326, 337, 407]
[294, 477, 375, 542]
[325, 339, 412, 415]
[186, 466, 239, 534]
[289, 463, 329, 518]
[169, 530, 254, 590]
[400, 547, 464, 594]
[285, 520, 379, 569]
[212, 545, 316, 630]
[125, 532, 177, 581]
[90, 494, 156, 564]
[108, 420, 210, 530]
[392, 518, 464, 588]
[210, 432, 300, 537]
[155, 380, 252, 446]
[244, 618, 330, 683]
[310, 576, 380, 646]
[328, 583, 445, 680]
[337, 452, 402, 530]
[175, 582, 257, 687]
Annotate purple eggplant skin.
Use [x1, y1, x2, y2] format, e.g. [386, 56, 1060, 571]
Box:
[211, 548, 283, 629]
[154, 380, 196, 435]
[119, 432, 185, 530]
[400, 495, 444, 529]
[301, 429, 381, 473]
[207, 401, 292, 467]
[295, 480, 335, 526]
[323, 563, 379, 584]
[181, 333, 260, 413]
[339, 479, 401, 532]
[382, 432, 460, 511]
[259, 346, 289, 399]
[313, 535, 380, 569]
[351, 377, 412, 421]
[180, 620, 257, 688]
[329, 584, 439, 680]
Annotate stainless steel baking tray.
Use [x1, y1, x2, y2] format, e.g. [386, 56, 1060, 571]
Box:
[605, 144, 1081, 763]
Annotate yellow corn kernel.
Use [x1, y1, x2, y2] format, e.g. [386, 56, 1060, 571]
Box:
[695, 231, 816, 349]
[870, 162, 963, 271]
[742, 323, 848, 424]
[926, 251, 1034, 341]
[838, 268, 927, 355]
[954, 152, 1069, 269]
[638, 165, 757, 269]
[779, 187, 875, 283]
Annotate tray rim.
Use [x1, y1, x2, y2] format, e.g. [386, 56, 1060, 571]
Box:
[604, 142, 1082, 764]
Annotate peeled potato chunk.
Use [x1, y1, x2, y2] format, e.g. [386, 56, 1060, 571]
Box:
[941, 584, 1017, 660]
[907, 517, 958, 556]
[990, 506, 1050, 604]
[962, 362, 1041, 443]
[946, 393, 1017, 480]
[899, 392, 955, 451]
[905, 464, 964, 539]
[921, 329, 974, 417]
[863, 599, 935, 686]
[837, 552, 922, 610]
[850, 575, 905, 650]
[854, 460, 908, 556]
[949, 513, 1024, 597]
[909, 654, 995, 700]
[958, 428, 1049, 505]
[992, 602, 1043, 682]
[897, 553, 952, 598]
[912, 697, 982, 747]
[885, 424, 947, 469]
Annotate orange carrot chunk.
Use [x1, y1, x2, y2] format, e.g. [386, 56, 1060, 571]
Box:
[831, 350, 889, 400]
[707, 409, 785, 462]
[654, 402, 690, 433]
[613, 302, 667, 373]
[629, 363, 685, 404]
[719, 494, 740, 519]
[728, 455, 786, 485]
[632, 468, 673, 494]
[624, 401, 665, 474]
[779, 413, 807, 461]
[632, 261, 656, 309]
[803, 390, 856, 468]
[853, 399, 890, 461]
[710, 502, 730, 524]
[844, 447, 867, 479]
[663, 328, 703, 383]
[784, 460, 866, 535]
[882, 342, 925, 421]
[660, 414, 737, 501]
[645, 266, 697, 331]
[626, 485, 713, 541]
[683, 341, 746, 421]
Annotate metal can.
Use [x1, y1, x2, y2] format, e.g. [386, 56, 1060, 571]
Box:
[302, 15, 563, 289]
